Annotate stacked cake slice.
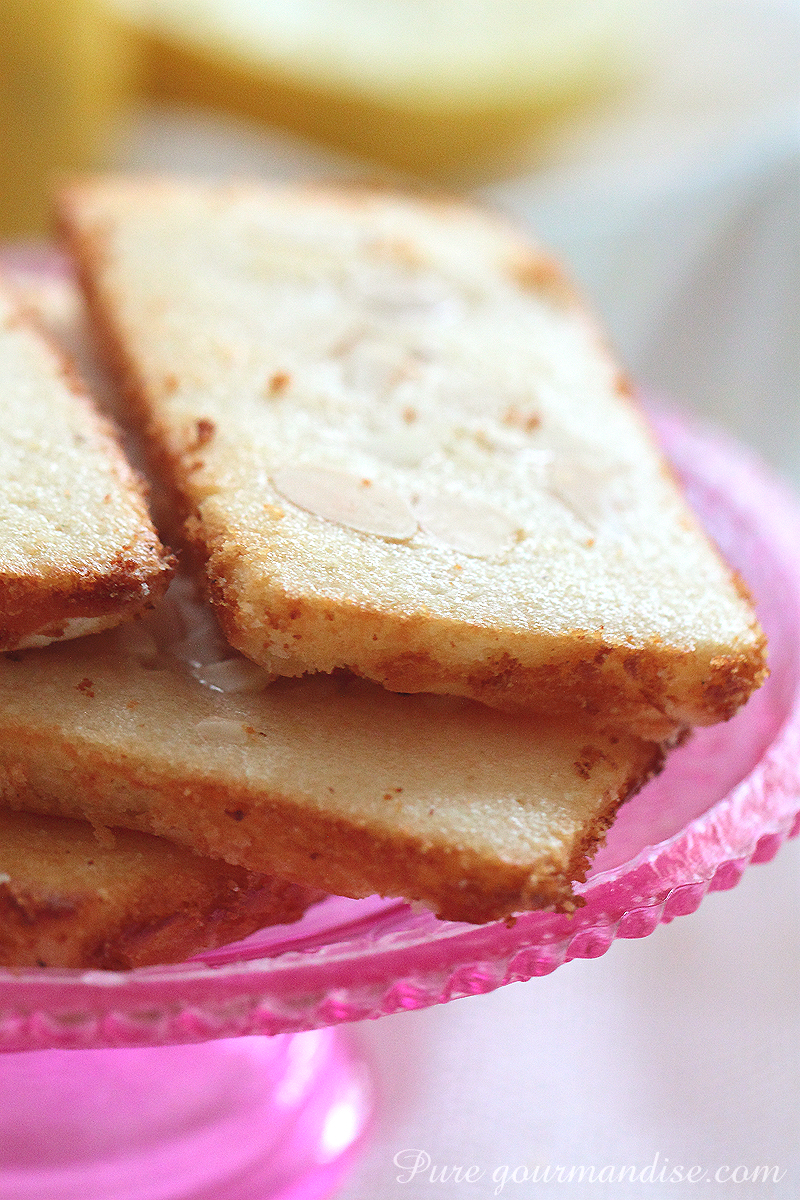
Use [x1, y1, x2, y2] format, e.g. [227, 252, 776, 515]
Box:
[0, 277, 171, 650]
[59, 180, 765, 739]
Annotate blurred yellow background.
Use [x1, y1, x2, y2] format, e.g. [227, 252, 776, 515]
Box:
[0, 1, 137, 236]
[0, 0, 639, 237]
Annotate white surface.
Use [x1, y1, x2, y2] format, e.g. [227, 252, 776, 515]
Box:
[339, 836, 800, 1199]
[115, 2, 800, 1193]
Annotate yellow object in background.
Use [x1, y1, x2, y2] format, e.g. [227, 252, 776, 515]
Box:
[115, 0, 640, 182]
[0, 0, 640, 238]
[0, 1, 137, 237]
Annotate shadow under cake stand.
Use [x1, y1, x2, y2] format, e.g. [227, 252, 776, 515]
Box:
[0, 410, 798, 1200]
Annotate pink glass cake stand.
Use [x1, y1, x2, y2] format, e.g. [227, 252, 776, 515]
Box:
[1, 408, 799, 1200]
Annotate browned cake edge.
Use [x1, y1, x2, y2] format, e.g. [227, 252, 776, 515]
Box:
[0, 809, 323, 970]
[55, 195, 193, 540]
[0, 727, 666, 924]
[0, 288, 174, 650]
[201, 544, 768, 741]
[0, 552, 172, 654]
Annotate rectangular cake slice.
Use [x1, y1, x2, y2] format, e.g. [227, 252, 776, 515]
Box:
[59, 179, 766, 738]
[0, 807, 321, 970]
[0, 274, 172, 650]
[0, 570, 663, 924]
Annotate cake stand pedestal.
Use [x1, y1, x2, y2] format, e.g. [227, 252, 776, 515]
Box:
[0, 1031, 370, 1200]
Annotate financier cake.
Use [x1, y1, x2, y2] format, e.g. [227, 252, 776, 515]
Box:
[0, 807, 321, 970]
[0, 276, 172, 651]
[59, 179, 767, 739]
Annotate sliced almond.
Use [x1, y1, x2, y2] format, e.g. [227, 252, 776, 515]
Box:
[412, 491, 521, 558]
[339, 337, 409, 394]
[195, 717, 251, 745]
[547, 455, 624, 532]
[191, 657, 271, 695]
[272, 465, 418, 541]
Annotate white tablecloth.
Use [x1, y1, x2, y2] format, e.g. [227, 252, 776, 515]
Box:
[339, 835, 800, 1199]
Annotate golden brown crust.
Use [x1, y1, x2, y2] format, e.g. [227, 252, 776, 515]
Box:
[0, 546, 170, 651]
[380, 639, 768, 733]
[206, 565, 766, 740]
[0, 719, 663, 924]
[0, 808, 322, 970]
